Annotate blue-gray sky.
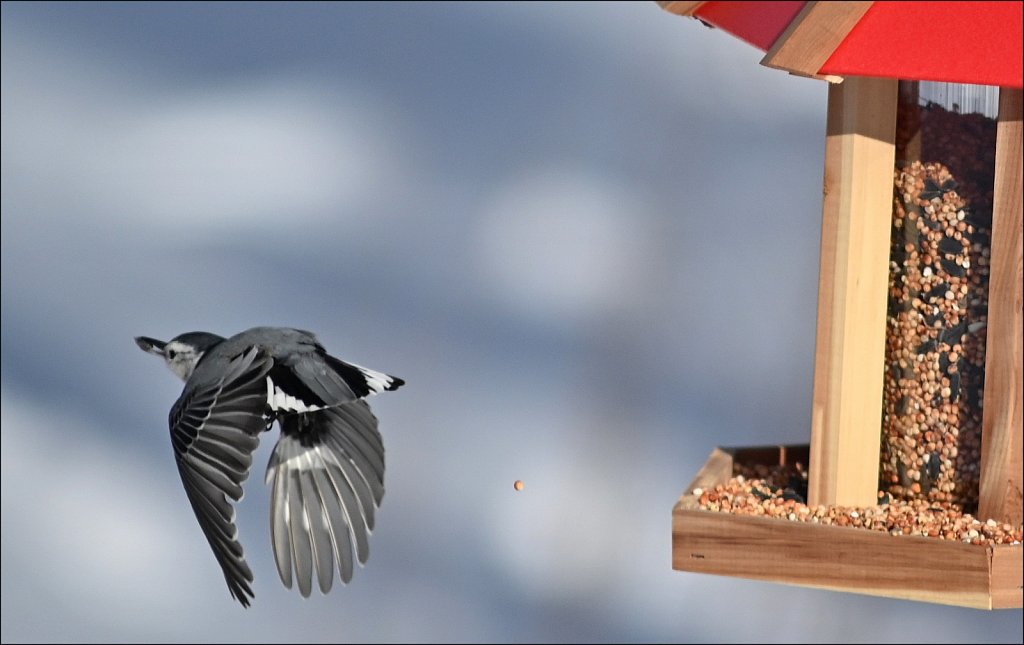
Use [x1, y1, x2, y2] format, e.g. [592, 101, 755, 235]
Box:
[2, 2, 1020, 642]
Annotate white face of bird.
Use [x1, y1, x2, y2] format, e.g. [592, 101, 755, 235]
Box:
[160, 341, 206, 381]
[136, 336, 205, 382]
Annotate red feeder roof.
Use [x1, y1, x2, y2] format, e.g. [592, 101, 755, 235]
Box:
[666, 1, 1024, 88]
[692, 1, 807, 51]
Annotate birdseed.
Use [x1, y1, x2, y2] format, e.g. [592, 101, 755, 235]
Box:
[695, 464, 1022, 545]
[881, 89, 997, 507]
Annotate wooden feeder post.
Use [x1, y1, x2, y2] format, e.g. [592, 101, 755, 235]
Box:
[809, 76, 896, 508]
[661, 1, 1023, 609]
[979, 88, 1023, 526]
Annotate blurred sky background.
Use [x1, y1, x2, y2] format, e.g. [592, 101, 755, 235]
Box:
[2, 2, 1021, 643]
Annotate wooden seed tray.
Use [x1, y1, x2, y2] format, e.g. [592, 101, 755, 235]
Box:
[673, 445, 1023, 609]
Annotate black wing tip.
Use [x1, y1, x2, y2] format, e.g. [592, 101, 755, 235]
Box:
[229, 578, 255, 607]
[385, 376, 405, 391]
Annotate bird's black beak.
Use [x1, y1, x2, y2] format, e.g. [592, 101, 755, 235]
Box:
[135, 336, 167, 356]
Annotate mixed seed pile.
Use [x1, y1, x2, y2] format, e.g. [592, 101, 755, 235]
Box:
[882, 101, 997, 506]
[692, 464, 1022, 545]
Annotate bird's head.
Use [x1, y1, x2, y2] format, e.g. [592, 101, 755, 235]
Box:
[135, 331, 225, 381]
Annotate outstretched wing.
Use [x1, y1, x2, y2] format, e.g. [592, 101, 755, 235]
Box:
[265, 401, 385, 597]
[169, 346, 273, 607]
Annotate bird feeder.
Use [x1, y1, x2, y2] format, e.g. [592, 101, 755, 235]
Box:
[661, 1, 1022, 609]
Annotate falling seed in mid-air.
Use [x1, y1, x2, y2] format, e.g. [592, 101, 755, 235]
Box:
[514, 480, 524, 491]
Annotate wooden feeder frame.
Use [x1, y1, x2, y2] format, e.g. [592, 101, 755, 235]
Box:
[661, 2, 1023, 609]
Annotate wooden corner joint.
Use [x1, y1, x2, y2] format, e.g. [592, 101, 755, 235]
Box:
[761, 1, 872, 79]
[657, 2, 706, 18]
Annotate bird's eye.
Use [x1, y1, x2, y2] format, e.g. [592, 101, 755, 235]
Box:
[167, 349, 177, 359]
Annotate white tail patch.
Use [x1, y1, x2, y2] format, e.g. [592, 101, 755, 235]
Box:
[266, 377, 325, 413]
[358, 366, 395, 395]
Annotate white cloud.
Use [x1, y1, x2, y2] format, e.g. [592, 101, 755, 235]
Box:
[466, 1, 822, 123]
[485, 451, 631, 602]
[0, 392, 218, 637]
[1, 28, 404, 238]
[473, 166, 651, 326]
[103, 82, 396, 231]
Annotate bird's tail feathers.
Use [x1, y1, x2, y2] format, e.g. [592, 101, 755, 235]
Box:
[265, 403, 385, 597]
[322, 354, 405, 398]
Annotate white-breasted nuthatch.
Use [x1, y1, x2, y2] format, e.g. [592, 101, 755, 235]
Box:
[135, 327, 403, 607]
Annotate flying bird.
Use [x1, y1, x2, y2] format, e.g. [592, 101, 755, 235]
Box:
[135, 327, 404, 607]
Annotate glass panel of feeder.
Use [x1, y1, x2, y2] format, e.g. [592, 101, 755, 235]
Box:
[884, 81, 997, 509]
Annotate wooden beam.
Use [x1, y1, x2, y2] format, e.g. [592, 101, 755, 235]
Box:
[808, 77, 897, 507]
[979, 88, 1024, 525]
[761, 1, 872, 78]
[657, 1, 705, 17]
